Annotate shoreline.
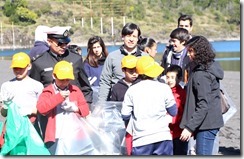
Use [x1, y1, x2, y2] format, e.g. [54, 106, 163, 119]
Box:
[0, 37, 240, 50]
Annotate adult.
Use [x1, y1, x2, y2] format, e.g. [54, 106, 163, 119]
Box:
[138, 37, 157, 58]
[179, 35, 224, 155]
[177, 14, 193, 38]
[29, 25, 50, 61]
[84, 36, 108, 87]
[29, 26, 92, 139]
[98, 23, 147, 102]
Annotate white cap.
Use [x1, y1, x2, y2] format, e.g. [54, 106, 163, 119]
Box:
[45, 26, 72, 43]
[35, 25, 50, 42]
[45, 26, 71, 36]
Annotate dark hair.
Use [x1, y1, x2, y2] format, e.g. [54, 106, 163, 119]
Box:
[85, 36, 108, 67]
[121, 23, 141, 38]
[186, 35, 216, 69]
[138, 37, 156, 51]
[170, 28, 190, 43]
[68, 45, 81, 55]
[165, 65, 183, 79]
[178, 14, 193, 27]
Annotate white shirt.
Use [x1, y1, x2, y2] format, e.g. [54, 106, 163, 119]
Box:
[121, 80, 176, 147]
[1, 76, 44, 116]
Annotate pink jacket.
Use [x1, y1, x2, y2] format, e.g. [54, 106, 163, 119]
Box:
[36, 84, 90, 143]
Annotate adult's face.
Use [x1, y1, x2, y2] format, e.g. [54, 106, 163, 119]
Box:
[122, 29, 139, 52]
[178, 20, 193, 33]
[48, 38, 69, 55]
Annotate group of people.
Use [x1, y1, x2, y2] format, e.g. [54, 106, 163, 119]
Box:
[0, 14, 229, 155]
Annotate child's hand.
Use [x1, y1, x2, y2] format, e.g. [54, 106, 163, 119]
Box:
[59, 90, 70, 99]
[61, 101, 78, 112]
[1, 91, 14, 107]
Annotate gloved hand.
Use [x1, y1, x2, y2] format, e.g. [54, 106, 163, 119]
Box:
[1, 91, 14, 108]
[61, 101, 79, 112]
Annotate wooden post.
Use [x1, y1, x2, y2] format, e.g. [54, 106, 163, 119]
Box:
[111, 17, 114, 37]
[12, 22, 15, 50]
[100, 17, 103, 34]
[123, 16, 126, 26]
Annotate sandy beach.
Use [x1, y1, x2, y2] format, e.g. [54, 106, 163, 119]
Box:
[0, 59, 241, 155]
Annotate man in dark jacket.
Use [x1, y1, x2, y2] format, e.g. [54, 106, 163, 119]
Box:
[29, 26, 93, 140]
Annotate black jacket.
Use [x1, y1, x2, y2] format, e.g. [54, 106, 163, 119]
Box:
[29, 49, 93, 104]
[180, 61, 224, 132]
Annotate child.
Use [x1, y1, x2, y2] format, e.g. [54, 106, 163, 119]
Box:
[109, 55, 138, 155]
[165, 65, 188, 155]
[36, 60, 92, 155]
[110, 55, 138, 101]
[0, 52, 44, 150]
[121, 56, 177, 155]
[0, 52, 44, 122]
[138, 37, 157, 58]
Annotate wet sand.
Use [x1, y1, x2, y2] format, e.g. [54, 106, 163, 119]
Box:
[0, 59, 241, 155]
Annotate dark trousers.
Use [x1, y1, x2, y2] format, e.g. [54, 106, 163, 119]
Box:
[173, 138, 188, 155]
[132, 140, 173, 155]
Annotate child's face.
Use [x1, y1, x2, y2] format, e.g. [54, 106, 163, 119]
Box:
[166, 72, 179, 88]
[169, 38, 185, 52]
[123, 68, 138, 83]
[13, 64, 31, 80]
[55, 78, 71, 90]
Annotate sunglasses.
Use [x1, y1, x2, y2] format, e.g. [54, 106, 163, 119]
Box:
[57, 42, 69, 47]
[52, 39, 69, 47]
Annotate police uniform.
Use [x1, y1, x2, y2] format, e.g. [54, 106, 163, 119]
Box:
[29, 26, 92, 104]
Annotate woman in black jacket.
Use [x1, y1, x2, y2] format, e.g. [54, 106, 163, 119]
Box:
[179, 36, 224, 155]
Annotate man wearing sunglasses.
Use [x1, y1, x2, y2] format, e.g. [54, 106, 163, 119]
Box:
[29, 26, 93, 140]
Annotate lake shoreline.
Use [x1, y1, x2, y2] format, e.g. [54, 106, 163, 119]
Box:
[0, 37, 240, 50]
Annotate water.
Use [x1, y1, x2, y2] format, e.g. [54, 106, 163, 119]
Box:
[0, 40, 240, 57]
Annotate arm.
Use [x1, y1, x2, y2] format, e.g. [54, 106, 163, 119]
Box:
[98, 55, 113, 101]
[185, 72, 212, 132]
[37, 88, 65, 115]
[29, 61, 41, 82]
[75, 86, 90, 117]
[121, 90, 133, 124]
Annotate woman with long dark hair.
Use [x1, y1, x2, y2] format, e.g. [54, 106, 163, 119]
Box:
[84, 36, 108, 87]
[179, 35, 224, 155]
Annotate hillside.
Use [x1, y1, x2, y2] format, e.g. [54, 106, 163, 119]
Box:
[0, 0, 240, 48]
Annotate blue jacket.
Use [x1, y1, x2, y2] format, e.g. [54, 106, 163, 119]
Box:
[29, 41, 49, 61]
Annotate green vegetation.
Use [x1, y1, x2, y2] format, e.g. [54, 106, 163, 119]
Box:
[0, 0, 240, 46]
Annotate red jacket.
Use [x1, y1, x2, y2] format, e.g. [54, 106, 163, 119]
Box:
[36, 84, 90, 143]
[169, 85, 186, 139]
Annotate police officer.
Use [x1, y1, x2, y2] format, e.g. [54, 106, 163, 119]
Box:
[29, 26, 93, 139]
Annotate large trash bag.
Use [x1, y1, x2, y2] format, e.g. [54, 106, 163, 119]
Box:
[55, 112, 98, 155]
[87, 101, 126, 155]
[0, 102, 50, 155]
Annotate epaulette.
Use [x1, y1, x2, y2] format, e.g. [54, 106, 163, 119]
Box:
[31, 52, 45, 62]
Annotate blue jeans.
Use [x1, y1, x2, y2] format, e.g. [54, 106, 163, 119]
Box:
[195, 129, 219, 155]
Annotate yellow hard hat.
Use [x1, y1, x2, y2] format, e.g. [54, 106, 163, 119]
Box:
[53, 61, 74, 80]
[136, 56, 164, 78]
[121, 55, 138, 69]
[10, 52, 30, 68]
